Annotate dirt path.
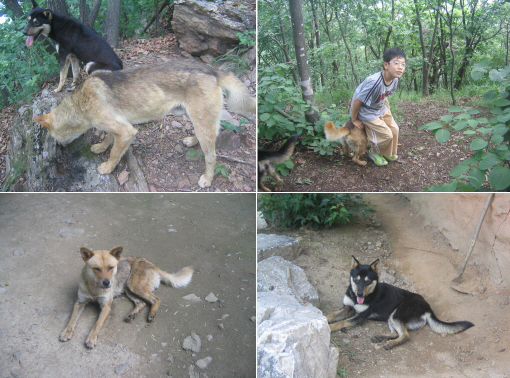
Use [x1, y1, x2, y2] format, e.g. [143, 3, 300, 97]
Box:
[267, 194, 510, 378]
[271, 98, 488, 192]
[0, 194, 256, 377]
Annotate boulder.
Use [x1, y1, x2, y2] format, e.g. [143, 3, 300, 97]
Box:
[257, 256, 320, 307]
[4, 89, 148, 192]
[172, 0, 255, 56]
[257, 234, 302, 262]
[257, 292, 339, 378]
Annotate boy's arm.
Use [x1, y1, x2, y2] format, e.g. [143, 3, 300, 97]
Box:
[351, 98, 364, 130]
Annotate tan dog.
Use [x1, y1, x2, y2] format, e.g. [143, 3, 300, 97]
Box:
[32, 60, 256, 188]
[59, 247, 193, 349]
[324, 119, 368, 166]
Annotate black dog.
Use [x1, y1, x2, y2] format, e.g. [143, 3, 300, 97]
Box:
[23, 0, 123, 92]
[326, 256, 474, 350]
[258, 135, 297, 192]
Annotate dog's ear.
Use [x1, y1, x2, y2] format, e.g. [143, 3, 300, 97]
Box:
[33, 114, 53, 130]
[351, 255, 360, 269]
[370, 259, 380, 273]
[110, 247, 123, 261]
[31, 0, 39, 9]
[43, 9, 53, 20]
[80, 247, 95, 262]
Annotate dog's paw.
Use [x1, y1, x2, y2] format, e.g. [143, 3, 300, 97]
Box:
[54, 87, 63, 93]
[183, 136, 199, 147]
[354, 159, 367, 166]
[124, 313, 135, 323]
[370, 336, 385, 343]
[198, 174, 212, 188]
[59, 328, 73, 342]
[85, 334, 98, 349]
[97, 162, 114, 175]
[383, 343, 395, 350]
[91, 143, 107, 154]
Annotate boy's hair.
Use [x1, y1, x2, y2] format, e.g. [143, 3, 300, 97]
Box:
[383, 48, 406, 62]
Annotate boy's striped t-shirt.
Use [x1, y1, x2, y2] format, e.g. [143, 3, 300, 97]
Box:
[351, 71, 398, 122]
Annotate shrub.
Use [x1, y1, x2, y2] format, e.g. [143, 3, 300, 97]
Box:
[257, 193, 373, 230]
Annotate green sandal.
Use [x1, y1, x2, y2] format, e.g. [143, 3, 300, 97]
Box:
[386, 154, 398, 162]
[368, 151, 388, 166]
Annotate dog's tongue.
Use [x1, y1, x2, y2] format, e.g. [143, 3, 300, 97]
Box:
[26, 35, 34, 47]
[357, 296, 364, 304]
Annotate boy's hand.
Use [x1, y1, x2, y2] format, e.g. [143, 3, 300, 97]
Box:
[352, 119, 364, 130]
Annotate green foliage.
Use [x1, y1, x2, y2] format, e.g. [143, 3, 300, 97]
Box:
[236, 30, 255, 48]
[257, 193, 373, 230]
[0, 14, 59, 106]
[421, 62, 510, 192]
[214, 163, 230, 179]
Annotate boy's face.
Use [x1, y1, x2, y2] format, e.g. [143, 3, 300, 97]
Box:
[383, 56, 406, 79]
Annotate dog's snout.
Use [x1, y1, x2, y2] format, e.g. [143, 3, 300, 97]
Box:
[102, 279, 111, 288]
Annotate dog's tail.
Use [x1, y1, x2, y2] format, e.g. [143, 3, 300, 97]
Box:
[324, 121, 350, 141]
[217, 72, 256, 114]
[426, 312, 474, 335]
[260, 135, 298, 164]
[158, 266, 194, 288]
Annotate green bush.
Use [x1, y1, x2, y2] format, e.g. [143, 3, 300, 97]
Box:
[419, 61, 510, 191]
[258, 193, 373, 230]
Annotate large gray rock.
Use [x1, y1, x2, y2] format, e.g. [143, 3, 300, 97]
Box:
[257, 292, 339, 378]
[257, 234, 302, 262]
[5, 89, 148, 192]
[257, 256, 320, 307]
[172, 0, 255, 56]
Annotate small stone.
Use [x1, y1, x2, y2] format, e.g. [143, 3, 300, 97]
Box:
[205, 293, 218, 303]
[182, 332, 201, 352]
[13, 249, 24, 256]
[183, 294, 201, 302]
[196, 356, 212, 369]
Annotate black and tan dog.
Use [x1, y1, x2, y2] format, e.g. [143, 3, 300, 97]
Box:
[32, 60, 256, 188]
[23, 0, 122, 92]
[324, 119, 367, 166]
[258, 135, 297, 192]
[326, 256, 474, 350]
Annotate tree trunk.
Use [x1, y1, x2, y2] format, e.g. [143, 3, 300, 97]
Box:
[47, 0, 70, 16]
[3, 0, 24, 18]
[289, 0, 319, 123]
[103, 0, 121, 48]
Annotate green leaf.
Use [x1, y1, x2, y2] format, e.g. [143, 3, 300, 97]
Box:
[259, 113, 271, 122]
[497, 113, 510, 123]
[470, 138, 489, 151]
[453, 120, 469, 130]
[493, 124, 509, 135]
[478, 153, 501, 170]
[463, 130, 477, 135]
[492, 135, 504, 145]
[483, 91, 499, 102]
[469, 168, 486, 189]
[471, 67, 486, 81]
[494, 98, 510, 107]
[434, 129, 450, 143]
[450, 164, 470, 177]
[454, 113, 472, 120]
[448, 106, 464, 112]
[441, 115, 453, 123]
[419, 121, 443, 130]
[489, 166, 510, 190]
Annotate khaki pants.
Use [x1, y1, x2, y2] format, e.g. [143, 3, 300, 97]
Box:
[363, 99, 398, 158]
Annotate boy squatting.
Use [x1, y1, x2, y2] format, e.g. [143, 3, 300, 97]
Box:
[351, 48, 406, 166]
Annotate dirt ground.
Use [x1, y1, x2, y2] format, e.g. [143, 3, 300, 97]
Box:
[261, 193, 510, 378]
[0, 193, 256, 377]
[265, 98, 488, 192]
